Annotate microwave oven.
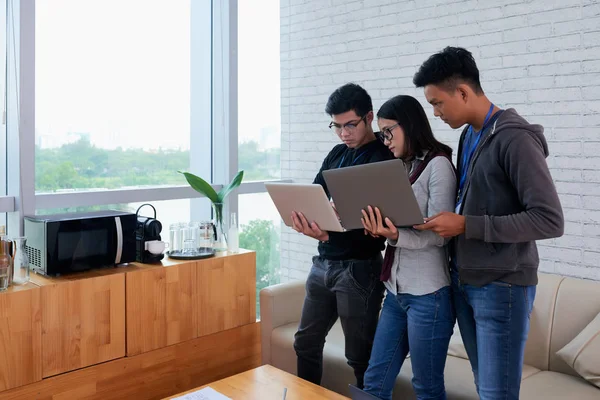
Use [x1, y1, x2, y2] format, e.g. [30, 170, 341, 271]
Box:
[24, 210, 137, 276]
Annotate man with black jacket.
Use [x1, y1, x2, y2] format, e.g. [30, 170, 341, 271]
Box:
[413, 47, 564, 400]
[291, 83, 394, 389]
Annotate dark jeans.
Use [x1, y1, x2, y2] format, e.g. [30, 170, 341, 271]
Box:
[452, 270, 536, 400]
[363, 287, 455, 400]
[294, 255, 384, 389]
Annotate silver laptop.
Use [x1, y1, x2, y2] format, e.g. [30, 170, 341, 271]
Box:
[323, 159, 424, 230]
[265, 182, 345, 232]
[348, 384, 380, 400]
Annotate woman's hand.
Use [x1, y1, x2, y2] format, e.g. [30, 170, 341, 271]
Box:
[361, 206, 399, 241]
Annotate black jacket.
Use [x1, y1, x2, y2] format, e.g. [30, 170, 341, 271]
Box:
[314, 139, 394, 260]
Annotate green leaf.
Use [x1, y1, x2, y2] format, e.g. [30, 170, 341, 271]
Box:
[217, 170, 244, 202]
[178, 171, 219, 203]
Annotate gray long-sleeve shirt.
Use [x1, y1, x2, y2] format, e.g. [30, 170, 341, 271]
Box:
[384, 153, 457, 296]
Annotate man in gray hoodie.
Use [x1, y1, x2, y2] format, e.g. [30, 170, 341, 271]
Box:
[413, 47, 564, 400]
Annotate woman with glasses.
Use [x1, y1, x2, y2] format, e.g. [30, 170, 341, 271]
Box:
[359, 95, 456, 400]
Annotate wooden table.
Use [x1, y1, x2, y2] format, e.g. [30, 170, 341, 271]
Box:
[165, 365, 349, 400]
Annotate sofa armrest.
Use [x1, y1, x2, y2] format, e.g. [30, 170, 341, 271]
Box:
[260, 280, 306, 365]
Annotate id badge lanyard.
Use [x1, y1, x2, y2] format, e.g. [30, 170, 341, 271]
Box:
[455, 103, 495, 214]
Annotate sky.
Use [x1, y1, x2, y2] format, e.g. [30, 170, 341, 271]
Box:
[35, 0, 281, 151]
[33, 0, 282, 226]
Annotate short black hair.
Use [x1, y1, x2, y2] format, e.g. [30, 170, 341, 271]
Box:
[377, 95, 453, 160]
[413, 47, 483, 94]
[325, 83, 373, 117]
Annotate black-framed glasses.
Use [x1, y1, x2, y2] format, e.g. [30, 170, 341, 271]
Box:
[328, 115, 366, 135]
[377, 123, 399, 142]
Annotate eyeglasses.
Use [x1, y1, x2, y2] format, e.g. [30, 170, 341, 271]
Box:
[377, 123, 399, 142]
[328, 115, 366, 135]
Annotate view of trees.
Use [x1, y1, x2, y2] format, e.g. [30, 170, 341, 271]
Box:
[36, 136, 281, 191]
[239, 219, 281, 317]
[35, 137, 282, 315]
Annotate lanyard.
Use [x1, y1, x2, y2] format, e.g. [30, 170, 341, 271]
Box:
[458, 103, 495, 193]
[337, 150, 367, 169]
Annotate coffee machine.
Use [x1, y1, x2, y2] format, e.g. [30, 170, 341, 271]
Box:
[135, 204, 165, 263]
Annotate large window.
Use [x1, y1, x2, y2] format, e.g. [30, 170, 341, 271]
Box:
[239, 193, 281, 317]
[238, 0, 280, 182]
[3, 0, 283, 321]
[238, 0, 281, 317]
[35, 0, 209, 193]
[0, 0, 7, 229]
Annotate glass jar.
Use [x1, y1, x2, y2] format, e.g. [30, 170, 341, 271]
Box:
[12, 237, 29, 284]
[198, 221, 215, 251]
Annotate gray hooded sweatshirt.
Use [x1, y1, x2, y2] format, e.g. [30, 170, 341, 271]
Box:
[454, 108, 564, 287]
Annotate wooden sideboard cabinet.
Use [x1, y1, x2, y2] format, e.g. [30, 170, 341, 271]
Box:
[126, 251, 256, 355]
[126, 260, 197, 355]
[0, 250, 259, 399]
[36, 273, 126, 377]
[197, 252, 256, 337]
[0, 283, 42, 391]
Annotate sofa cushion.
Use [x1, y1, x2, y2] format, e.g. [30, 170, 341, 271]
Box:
[395, 354, 539, 400]
[270, 321, 347, 378]
[271, 321, 356, 398]
[442, 273, 565, 371]
[270, 321, 540, 400]
[520, 371, 600, 399]
[556, 311, 600, 388]
[260, 280, 306, 365]
[523, 272, 564, 371]
[550, 277, 600, 376]
[270, 322, 298, 375]
[396, 355, 478, 400]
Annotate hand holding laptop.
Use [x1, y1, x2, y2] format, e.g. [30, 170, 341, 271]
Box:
[291, 211, 329, 242]
[290, 200, 341, 241]
[361, 205, 399, 241]
[265, 183, 345, 233]
[413, 211, 466, 238]
[323, 159, 424, 230]
[266, 160, 424, 235]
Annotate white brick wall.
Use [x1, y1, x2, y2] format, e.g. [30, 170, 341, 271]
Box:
[279, 0, 600, 282]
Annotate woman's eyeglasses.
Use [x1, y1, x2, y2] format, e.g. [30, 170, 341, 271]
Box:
[377, 123, 399, 142]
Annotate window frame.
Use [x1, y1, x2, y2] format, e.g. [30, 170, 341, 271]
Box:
[3, 0, 288, 237]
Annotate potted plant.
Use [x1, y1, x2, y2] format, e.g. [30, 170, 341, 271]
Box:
[179, 170, 244, 251]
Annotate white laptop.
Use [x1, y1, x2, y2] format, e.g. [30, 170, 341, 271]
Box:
[265, 182, 345, 232]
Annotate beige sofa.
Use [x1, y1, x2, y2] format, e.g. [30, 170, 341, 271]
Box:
[260, 272, 600, 399]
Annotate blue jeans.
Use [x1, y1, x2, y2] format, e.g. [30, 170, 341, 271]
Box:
[451, 270, 536, 400]
[363, 286, 455, 400]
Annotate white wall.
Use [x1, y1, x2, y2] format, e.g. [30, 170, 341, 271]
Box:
[279, 0, 600, 282]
